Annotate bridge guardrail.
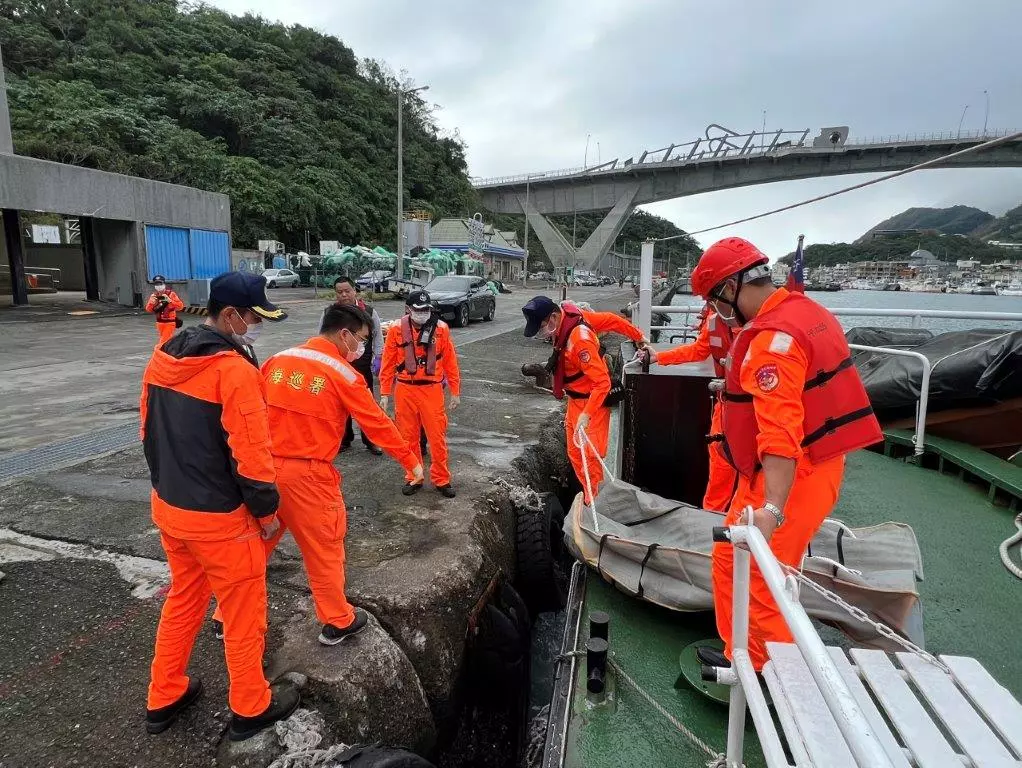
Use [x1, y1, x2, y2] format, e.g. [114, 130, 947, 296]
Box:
[472, 128, 1017, 188]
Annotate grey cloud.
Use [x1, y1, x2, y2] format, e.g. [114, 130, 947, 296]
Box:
[210, 0, 1022, 254]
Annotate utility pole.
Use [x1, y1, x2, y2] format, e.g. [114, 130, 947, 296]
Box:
[396, 83, 429, 281]
[522, 176, 531, 287]
[983, 90, 989, 134]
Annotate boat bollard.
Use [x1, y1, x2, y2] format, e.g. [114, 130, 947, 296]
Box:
[586, 637, 609, 701]
[589, 610, 610, 642]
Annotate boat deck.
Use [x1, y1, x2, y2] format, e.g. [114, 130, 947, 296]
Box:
[554, 449, 1022, 767]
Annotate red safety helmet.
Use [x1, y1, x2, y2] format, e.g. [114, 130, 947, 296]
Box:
[690, 237, 769, 298]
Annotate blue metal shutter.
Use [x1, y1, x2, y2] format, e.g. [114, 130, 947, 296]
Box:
[145, 226, 189, 280]
[188, 229, 230, 279]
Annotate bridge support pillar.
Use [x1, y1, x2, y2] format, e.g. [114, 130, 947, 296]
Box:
[517, 182, 640, 274]
[517, 194, 575, 270]
[577, 183, 639, 270]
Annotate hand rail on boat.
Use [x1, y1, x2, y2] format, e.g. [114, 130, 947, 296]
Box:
[714, 516, 897, 768]
[847, 345, 931, 456]
[647, 304, 1022, 329]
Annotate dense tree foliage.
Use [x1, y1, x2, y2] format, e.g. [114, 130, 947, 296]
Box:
[0, 0, 475, 249]
[783, 233, 1017, 268]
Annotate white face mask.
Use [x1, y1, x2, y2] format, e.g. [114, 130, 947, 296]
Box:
[535, 318, 556, 340]
[343, 332, 366, 362]
[410, 310, 431, 326]
[230, 311, 262, 346]
[153, 284, 166, 293]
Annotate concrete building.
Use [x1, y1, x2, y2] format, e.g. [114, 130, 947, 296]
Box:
[1, 43, 231, 308]
[852, 261, 911, 282]
[989, 240, 1022, 252]
[429, 218, 525, 281]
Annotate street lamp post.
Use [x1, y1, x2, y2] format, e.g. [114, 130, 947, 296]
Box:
[983, 90, 989, 134]
[957, 104, 969, 138]
[397, 83, 429, 282]
[522, 176, 531, 287]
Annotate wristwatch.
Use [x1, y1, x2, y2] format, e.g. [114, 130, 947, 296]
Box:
[763, 502, 784, 527]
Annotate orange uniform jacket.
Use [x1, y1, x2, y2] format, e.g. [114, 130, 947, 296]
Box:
[563, 323, 612, 417]
[140, 326, 279, 539]
[379, 320, 461, 397]
[580, 310, 645, 343]
[146, 290, 185, 323]
[263, 336, 418, 471]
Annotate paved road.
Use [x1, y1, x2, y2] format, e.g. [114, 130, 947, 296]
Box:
[0, 286, 628, 454]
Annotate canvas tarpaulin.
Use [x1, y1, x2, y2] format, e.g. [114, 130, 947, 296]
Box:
[565, 478, 926, 650]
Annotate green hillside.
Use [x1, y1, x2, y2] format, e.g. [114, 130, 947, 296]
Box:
[856, 205, 994, 242]
[0, 0, 474, 249]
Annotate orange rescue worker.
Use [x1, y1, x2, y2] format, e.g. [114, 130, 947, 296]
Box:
[145, 275, 185, 346]
[522, 296, 644, 503]
[141, 272, 299, 740]
[379, 290, 461, 498]
[689, 238, 882, 671]
[259, 304, 423, 643]
[646, 306, 738, 512]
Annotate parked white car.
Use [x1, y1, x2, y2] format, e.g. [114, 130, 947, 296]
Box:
[262, 268, 300, 288]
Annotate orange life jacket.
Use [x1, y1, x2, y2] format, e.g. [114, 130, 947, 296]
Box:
[721, 292, 882, 477]
[705, 310, 732, 379]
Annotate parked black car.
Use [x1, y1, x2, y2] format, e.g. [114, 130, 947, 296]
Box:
[424, 275, 496, 327]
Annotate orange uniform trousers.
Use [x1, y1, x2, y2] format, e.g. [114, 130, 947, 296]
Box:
[704, 401, 738, 513]
[156, 321, 176, 346]
[711, 455, 845, 670]
[148, 516, 271, 717]
[395, 382, 450, 486]
[214, 458, 357, 630]
[565, 398, 611, 504]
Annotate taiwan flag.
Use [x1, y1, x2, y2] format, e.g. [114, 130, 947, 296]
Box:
[785, 234, 805, 293]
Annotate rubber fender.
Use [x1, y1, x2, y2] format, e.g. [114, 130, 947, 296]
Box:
[496, 580, 531, 656]
[329, 743, 436, 767]
[514, 493, 567, 613]
[468, 603, 525, 692]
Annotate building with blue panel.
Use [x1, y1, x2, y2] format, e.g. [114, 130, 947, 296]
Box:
[429, 218, 526, 281]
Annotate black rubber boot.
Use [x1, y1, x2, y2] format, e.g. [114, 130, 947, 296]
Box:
[696, 646, 731, 668]
[402, 482, 423, 496]
[436, 484, 456, 499]
[145, 678, 203, 734]
[228, 682, 300, 742]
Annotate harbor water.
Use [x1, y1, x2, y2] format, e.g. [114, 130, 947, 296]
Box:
[673, 289, 1022, 333]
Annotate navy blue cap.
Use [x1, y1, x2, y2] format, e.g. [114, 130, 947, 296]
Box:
[151, 275, 166, 284]
[210, 272, 287, 321]
[521, 295, 558, 337]
[406, 290, 432, 309]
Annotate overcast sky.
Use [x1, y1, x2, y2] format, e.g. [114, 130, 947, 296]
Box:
[211, 0, 1022, 259]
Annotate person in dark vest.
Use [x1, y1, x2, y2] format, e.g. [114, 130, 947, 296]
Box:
[333, 277, 385, 455]
[688, 237, 882, 673]
[379, 290, 461, 498]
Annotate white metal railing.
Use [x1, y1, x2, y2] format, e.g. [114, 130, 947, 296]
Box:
[649, 304, 1022, 329]
[848, 345, 931, 455]
[713, 517, 897, 768]
[471, 129, 1017, 188]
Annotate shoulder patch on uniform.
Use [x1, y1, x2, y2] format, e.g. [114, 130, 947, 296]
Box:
[768, 332, 794, 355]
[755, 363, 780, 393]
[578, 349, 591, 364]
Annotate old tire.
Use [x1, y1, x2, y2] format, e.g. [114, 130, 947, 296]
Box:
[329, 744, 436, 767]
[515, 493, 567, 614]
[483, 300, 496, 321]
[454, 303, 471, 327]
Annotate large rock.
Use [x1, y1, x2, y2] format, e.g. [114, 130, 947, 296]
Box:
[266, 608, 436, 756]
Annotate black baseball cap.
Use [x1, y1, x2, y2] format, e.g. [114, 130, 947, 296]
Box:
[210, 272, 287, 321]
[151, 275, 166, 284]
[521, 295, 558, 337]
[406, 290, 433, 310]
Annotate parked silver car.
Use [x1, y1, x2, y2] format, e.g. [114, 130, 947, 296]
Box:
[262, 268, 300, 288]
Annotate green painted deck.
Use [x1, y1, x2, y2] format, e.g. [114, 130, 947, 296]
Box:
[884, 428, 1022, 508]
[559, 449, 1022, 767]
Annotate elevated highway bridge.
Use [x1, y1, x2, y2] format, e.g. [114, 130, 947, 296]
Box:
[473, 125, 1022, 270]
